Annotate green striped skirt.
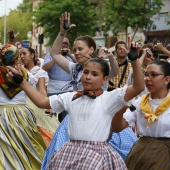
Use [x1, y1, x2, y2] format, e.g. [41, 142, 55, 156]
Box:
[0, 105, 46, 170]
[125, 136, 170, 170]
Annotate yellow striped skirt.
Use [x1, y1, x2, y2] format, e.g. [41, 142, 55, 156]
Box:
[0, 105, 46, 170]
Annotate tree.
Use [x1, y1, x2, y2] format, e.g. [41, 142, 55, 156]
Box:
[17, 0, 33, 14]
[0, 9, 32, 45]
[97, 0, 163, 42]
[34, 0, 97, 46]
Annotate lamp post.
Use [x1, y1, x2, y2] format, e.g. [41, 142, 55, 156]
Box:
[4, 0, 7, 45]
[0, 0, 7, 45]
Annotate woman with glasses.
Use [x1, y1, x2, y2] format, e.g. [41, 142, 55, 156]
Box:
[112, 60, 170, 170]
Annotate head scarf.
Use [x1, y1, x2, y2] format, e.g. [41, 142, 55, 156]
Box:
[0, 44, 19, 66]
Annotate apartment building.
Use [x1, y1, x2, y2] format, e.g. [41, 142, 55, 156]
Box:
[144, 0, 170, 49]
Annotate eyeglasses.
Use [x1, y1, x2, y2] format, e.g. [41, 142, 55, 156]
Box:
[144, 71, 164, 79]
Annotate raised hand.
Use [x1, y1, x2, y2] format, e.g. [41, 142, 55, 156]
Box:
[154, 43, 164, 51]
[127, 35, 131, 51]
[60, 12, 76, 34]
[6, 63, 23, 84]
[7, 29, 19, 39]
[97, 45, 114, 59]
[121, 43, 139, 61]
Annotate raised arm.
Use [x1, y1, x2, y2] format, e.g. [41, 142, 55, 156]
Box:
[43, 60, 56, 72]
[98, 45, 119, 77]
[67, 49, 77, 63]
[50, 12, 76, 73]
[138, 49, 146, 66]
[108, 53, 119, 77]
[37, 77, 48, 97]
[123, 44, 145, 102]
[7, 65, 50, 109]
[154, 43, 170, 58]
[112, 44, 144, 132]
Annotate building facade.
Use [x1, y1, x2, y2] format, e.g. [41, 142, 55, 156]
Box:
[144, 0, 170, 50]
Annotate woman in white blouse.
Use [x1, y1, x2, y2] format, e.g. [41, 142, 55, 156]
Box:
[0, 44, 46, 169]
[20, 47, 59, 145]
[112, 60, 170, 170]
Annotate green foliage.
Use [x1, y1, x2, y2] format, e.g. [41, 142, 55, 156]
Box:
[97, 0, 163, 41]
[0, 9, 32, 44]
[34, 0, 97, 46]
[17, 0, 33, 14]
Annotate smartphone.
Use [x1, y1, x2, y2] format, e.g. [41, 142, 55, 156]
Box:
[10, 32, 14, 39]
[63, 20, 70, 30]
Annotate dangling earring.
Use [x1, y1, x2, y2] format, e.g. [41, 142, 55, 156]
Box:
[163, 83, 167, 88]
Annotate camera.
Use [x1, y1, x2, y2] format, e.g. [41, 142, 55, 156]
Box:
[62, 50, 68, 56]
[146, 51, 151, 58]
[63, 20, 70, 30]
[9, 32, 15, 39]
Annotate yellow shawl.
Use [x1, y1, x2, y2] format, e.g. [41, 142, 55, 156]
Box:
[140, 93, 170, 127]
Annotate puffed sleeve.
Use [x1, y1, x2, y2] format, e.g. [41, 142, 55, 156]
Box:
[103, 85, 130, 115]
[123, 97, 141, 127]
[27, 72, 38, 87]
[35, 68, 49, 85]
[49, 92, 74, 114]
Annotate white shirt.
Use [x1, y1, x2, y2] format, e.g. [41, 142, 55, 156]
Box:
[30, 66, 49, 86]
[49, 86, 128, 141]
[0, 72, 37, 105]
[39, 58, 44, 68]
[123, 94, 170, 138]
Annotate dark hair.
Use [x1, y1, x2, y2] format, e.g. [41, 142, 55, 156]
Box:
[149, 60, 170, 89]
[75, 35, 96, 57]
[115, 41, 127, 50]
[34, 58, 40, 66]
[141, 43, 158, 58]
[23, 47, 36, 61]
[84, 58, 110, 77]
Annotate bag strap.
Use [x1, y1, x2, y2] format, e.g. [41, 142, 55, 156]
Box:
[118, 60, 128, 88]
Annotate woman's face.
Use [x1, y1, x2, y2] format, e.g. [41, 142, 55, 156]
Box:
[144, 64, 169, 94]
[81, 62, 107, 91]
[73, 40, 94, 65]
[20, 48, 34, 66]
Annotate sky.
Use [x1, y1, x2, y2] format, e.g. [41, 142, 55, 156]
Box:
[0, 0, 23, 17]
